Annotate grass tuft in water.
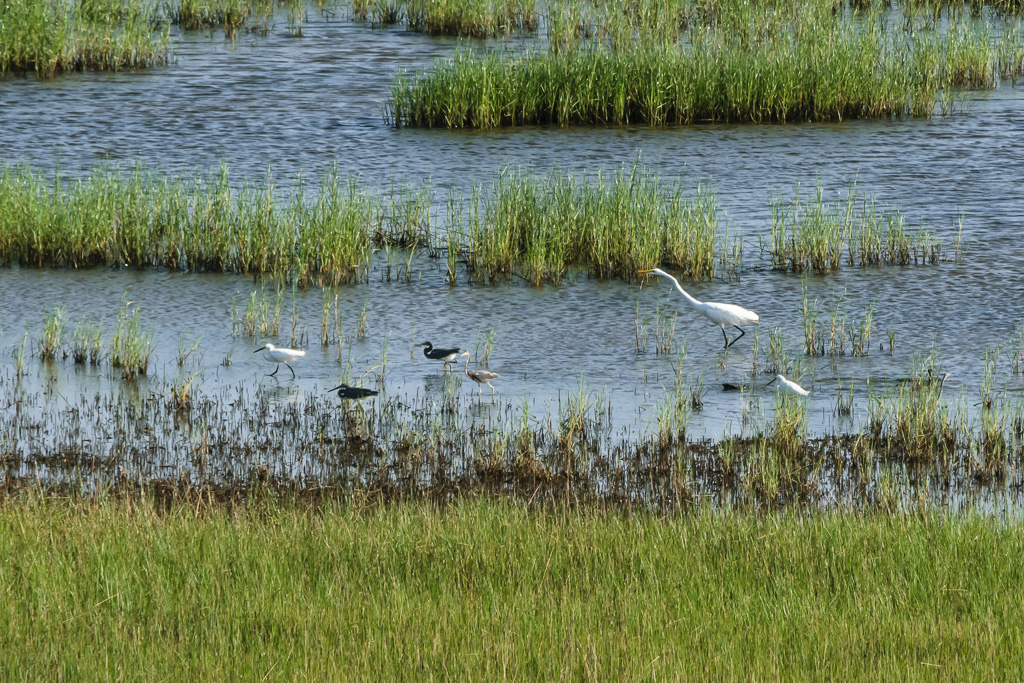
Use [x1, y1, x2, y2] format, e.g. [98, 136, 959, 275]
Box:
[109, 296, 153, 379]
[768, 184, 943, 273]
[37, 306, 66, 362]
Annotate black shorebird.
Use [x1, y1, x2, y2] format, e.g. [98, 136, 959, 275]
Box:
[327, 384, 379, 401]
[416, 341, 461, 371]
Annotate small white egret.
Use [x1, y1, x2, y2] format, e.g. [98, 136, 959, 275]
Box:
[459, 351, 500, 396]
[253, 343, 306, 379]
[638, 268, 759, 349]
[767, 374, 809, 396]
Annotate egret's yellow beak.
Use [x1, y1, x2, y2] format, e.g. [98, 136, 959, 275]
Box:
[637, 269, 652, 275]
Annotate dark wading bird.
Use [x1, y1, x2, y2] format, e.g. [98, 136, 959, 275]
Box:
[328, 384, 379, 401]
[459, 351, 500, 396]
[638, 268, 759, 349]
[416, 341, 461, 370]
[254, 343, 306, 379]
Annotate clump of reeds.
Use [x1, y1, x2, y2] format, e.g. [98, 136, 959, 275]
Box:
[389, 3, 1024, 129]
[404, 0, 537, 37]
[37, 306, 66, 362]
[353, 0, 536, 36]
[768, 184, 942, 273]
[463, 166, 727, 284]
[768, 395, 807, 458]
[867, 354, 957, 461]
[109, 298, 153, 379]
[0, 0, 169, 78]
[0, 165, 391, 286]
[802, 285, 878, 358]
[70, 319, 102, 365]
[234, 285, 284, 338]
[169, 0, 279, 35]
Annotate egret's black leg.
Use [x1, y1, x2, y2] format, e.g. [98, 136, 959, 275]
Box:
[722, 327, 730, 348]
[268, 365, 279, 377]
[725, 326, 746, 349]
[287, 363, 296, 379]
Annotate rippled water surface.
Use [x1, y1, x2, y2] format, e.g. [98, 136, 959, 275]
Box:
[2, 13, 1024, 441]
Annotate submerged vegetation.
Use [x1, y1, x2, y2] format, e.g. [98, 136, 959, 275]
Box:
[3, 308, 1024, 512]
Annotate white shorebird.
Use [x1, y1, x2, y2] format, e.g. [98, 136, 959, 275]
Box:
[767, 374, 810, 396]
[639, 268, 759, 349]
[253, 343, 306, 379]
[459, 351, 500, 396]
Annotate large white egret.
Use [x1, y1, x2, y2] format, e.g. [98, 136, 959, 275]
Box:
[253, 343, 306, 379]
[767, 374, 810, 396]
[459, 351, 500, 396]
[638, 268, 759, 349]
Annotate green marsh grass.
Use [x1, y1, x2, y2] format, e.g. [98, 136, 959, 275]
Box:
[802, 285, 879, 357]
[69, 317, 102, 364]
[352, 0, 536, 36]
[0, 0, 168, 77]
[868, 354, 957, 461]
[0, 164, 731, 286]
[389, 4, 1024, 129]
[465, 167, 725, 283]
[0, 165, 390, 286]
[4, 497, 1024, 678]
[768, 184, 942, 273]
[109, 297, 154, 378]
[170, 0, 284, 34]
[37, 305, 66, 361]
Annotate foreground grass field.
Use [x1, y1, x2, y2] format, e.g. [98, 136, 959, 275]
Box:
[1, 496, 1023, 678]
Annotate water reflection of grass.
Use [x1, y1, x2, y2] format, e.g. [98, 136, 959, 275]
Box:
[1, 496, 1023, 677]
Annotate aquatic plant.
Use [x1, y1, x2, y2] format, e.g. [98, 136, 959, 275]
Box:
[465, 167, 725, 284]
[68, 317, 104, 365]
[388, 6, 1024, 129]
[37, 306, 66, 362]
[768, 184, 942, 274]
[352, 0, 536, 36]
[109, 297, 154, 379]
[235, 285, 284, 338]
[0, 0, 169, 77]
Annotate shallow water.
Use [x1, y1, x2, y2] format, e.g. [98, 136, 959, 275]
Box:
[2, 12, 1024, 443]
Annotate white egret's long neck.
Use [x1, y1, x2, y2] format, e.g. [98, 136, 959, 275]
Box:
[661, 273, 702, 309]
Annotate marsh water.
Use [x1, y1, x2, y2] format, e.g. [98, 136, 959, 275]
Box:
[2, 11, 1024, 481]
